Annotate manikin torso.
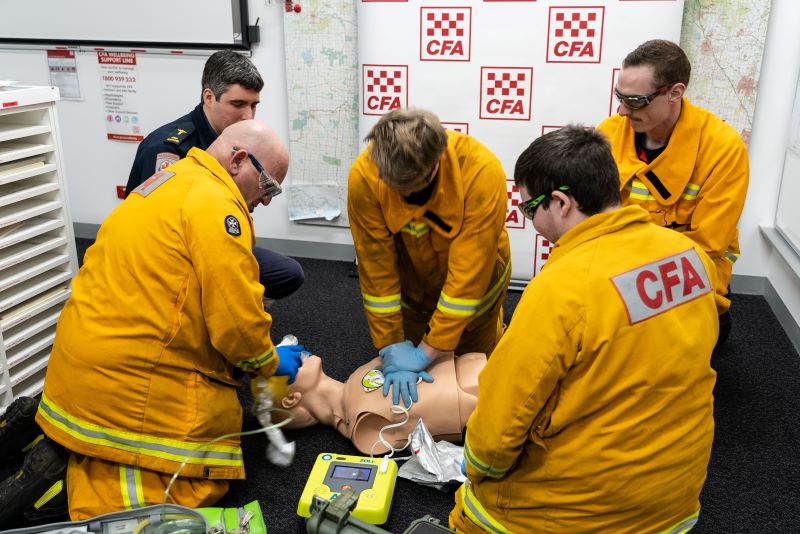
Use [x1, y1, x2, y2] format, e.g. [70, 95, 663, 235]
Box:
[332, 353, 484, 455]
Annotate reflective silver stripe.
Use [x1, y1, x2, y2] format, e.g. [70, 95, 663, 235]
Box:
[462, 482, 512, 534]
[724, 251, 739, 264]
[628, 180, 654, 200]
[437, 294, 479, 316]
[363, 297, 401, 309]
[661, 512, 699, 533]
[681, 183, 700, 200]
[236, 348, 275, 372]
[438, 261, 512, 318]
[122, 465, 143, 509]
[464, 435, 508, 478]
[362, 293, 402, 313]
[39, 397, 243, 464]
[475, 261, 512, 316]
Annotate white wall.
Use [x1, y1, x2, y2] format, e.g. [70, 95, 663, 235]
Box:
[243, 0, 355, 253]
[736, 0, 800, 335]
[0, 0, 355, 255]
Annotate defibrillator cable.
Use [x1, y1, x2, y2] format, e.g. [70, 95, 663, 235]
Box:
[161, 407, 295, 505]
[369, 403, 414, 462]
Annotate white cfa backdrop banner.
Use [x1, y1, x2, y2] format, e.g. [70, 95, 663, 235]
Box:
[357, 0, 684, 282]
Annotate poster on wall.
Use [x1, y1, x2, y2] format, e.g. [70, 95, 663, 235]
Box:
[357, 0, 685, 281]
[282, 0, 358, 227]
[47, 49, 81, 100]
[97, 51, 143, 142]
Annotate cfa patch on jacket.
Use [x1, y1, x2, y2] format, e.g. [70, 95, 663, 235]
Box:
[154, 152, 179, 173]
[225, 215, 242, 236]
[610, 248, 711, 325]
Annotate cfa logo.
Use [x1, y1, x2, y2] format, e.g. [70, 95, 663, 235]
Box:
[480, 67, 533, 121]
[441, 122, 469, 134]
[362, 65, 408, 116]
[547, 6, 605, 64]
[533, 233, 553, 276]
[611, 248, 712, 325]
[506, 181, 525, 230]
[420, 7, 471, 62]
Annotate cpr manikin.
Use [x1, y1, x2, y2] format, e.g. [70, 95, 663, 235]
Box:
[278, 353, 486, 455]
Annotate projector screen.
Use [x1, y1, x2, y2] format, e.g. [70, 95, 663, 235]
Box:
[0, 0, 249, 49]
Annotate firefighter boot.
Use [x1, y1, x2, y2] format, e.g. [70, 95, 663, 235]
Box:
[0, 437, 68, 527]
[0, 396, 42, 464]
[23, 474, 68, 524]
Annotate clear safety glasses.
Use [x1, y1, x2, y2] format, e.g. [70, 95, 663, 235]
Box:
[246, 153, 282, 199]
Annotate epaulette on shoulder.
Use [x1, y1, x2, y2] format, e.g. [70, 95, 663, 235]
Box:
[164, 121, 196, 146]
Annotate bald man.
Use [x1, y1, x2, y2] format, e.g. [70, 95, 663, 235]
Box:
[21, 120, 305, 520]
[126, 50, 304, 304]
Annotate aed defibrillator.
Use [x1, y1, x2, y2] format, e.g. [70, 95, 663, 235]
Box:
[297, 453, 398, 525]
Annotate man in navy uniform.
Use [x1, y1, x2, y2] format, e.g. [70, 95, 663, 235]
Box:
[127, 50, 303, 301]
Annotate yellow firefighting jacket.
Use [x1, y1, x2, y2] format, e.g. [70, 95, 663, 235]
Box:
[347, 131, 511, 351]
[452, 206, 718, 533]
[597, 98, 749, 314]
[37, 148, 277, 480]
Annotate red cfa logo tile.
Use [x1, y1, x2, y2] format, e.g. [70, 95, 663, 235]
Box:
[533, 233, 553, 275]
[480, 67, 533, 121]
[421, 7, 471, 62]
[506, 181, 526, 229]
[442, 122, 469, 134]
[547, 6, 605, 63]
[363, 65, 408, 116]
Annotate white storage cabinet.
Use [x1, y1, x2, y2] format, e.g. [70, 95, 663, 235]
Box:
[0, 86, 79, 410]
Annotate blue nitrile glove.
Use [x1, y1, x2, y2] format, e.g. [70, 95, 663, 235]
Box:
[380, 342, 432, 375]
[275, 344, 305, 384]
[382, 370, 434, 408]
[378, 340, 414, 360]
[461, 457, 467, 477]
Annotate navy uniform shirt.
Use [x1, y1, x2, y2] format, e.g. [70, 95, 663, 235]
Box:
[125, 103, 217, 196]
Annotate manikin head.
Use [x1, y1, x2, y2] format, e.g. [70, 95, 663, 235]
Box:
[277, 355, 341, 428]
[200, 50, 264, 135]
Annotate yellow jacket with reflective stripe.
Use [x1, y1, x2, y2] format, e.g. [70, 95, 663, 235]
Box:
[37, 148, 277, 480]
[347, 131, 511, 351]
[456, 206, 718, 533]
[597, 98, 749, 313]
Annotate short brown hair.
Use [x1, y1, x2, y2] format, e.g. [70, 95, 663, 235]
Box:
[622, 39, 691, 88]
[365, 108, 448, 189]
[201, 50, 264, 101]
[514, 125, 620, 216]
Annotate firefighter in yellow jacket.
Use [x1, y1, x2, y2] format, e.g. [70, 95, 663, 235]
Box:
[348, 109, 511, 407]
[450, 125, 718, 533]
[598, 39, 749, 345]
[14, 121, 306, 520]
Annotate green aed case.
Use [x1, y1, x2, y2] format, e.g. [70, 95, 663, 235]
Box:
[1, 501, 266, 534]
